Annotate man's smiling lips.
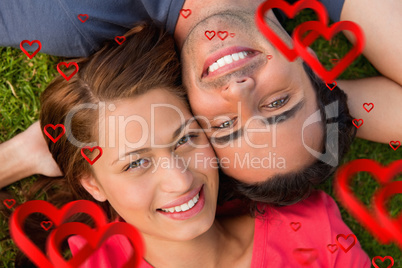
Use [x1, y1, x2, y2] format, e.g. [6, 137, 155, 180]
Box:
[201, 46, 261, 79]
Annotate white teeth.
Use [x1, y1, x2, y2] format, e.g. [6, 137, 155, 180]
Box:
[161, 193, 200, 213]
[181, 203, 190, 211]
[217, 58, 225, 67]
[175, 206, 182, 212]
[208, 51, 249, 73]
[224, 55, 233, 64]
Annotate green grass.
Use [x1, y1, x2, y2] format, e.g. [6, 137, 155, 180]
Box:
[1, 10, 402, 267]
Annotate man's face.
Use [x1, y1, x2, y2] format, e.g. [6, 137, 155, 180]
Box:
[178, 4, 325, 183]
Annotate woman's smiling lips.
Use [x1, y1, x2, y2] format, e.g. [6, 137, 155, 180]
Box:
[157, 186, 205, 220]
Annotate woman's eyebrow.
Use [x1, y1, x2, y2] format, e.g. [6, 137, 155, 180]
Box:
[112, 148, 152, 165]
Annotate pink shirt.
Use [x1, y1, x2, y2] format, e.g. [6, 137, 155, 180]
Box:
[69, 191, 370, 267]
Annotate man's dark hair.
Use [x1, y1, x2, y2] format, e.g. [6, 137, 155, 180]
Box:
[218, 62, 357, 213]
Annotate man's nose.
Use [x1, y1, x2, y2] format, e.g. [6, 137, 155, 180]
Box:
[221, 77, 255, 102]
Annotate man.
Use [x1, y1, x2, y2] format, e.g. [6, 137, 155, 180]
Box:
[0, 0, 401, 193]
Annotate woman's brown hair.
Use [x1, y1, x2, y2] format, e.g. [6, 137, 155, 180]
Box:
[3, 22, 185, 267]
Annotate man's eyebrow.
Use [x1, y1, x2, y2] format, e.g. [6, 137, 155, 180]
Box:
[112, 148, 151, 166]
[210, 98, 305, 145]
[262, 98, 305, 125]
[211, 128, 244, 145]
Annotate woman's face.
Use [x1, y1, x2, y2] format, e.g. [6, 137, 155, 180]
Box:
[81, 89, 219, 242]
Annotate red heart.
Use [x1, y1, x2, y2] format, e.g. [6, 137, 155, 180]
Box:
[20, 40, 42, 59]
[77, 14, 89, 23]
[335, 234, 356, 253]
[330, 59, 339, 64]
[372, 256, 395, 268]
[47, 222, 144, 268]
[293, 248, 318, 265]
[389, 141, 400, 151]
[81, 146, 103, 165]
[43, 124, 66, 143]
[9, 200, 108, 267]
[3, 199, 16, 209]
[217, 31, 228, 40]
[326, 244, 338, 254]
[326, 81, 337, 91]
[352, 119, 363, 128]
[57, 62, 79, 81]
[205, 31, 216, 40]
[334, 159, 402, 244]
[230, 33, 235, 38]
[289, 222, 301, 231]
[266, 55, 273, 60]
[363, 103, 374, 113]
[40, 221, 53, 231]
[115, 36, 126, 45]
[293, 20, 365, 83]
[180, 9, 192, 19]
[373, 181, 402, 249]
[256, 0, 329, 61]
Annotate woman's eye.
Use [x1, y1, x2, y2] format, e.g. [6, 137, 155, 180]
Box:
[175, 134, 198, 149]
[124, 158, 149, 172]
[266, 96, 289, 109]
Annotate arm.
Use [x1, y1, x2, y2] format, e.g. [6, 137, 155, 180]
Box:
[337, 0, 402, 143]
[338, 77, 402, 143]
[0, 122, 61, 189]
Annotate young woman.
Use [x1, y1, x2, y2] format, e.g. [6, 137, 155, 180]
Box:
[10, 23, 370, 267]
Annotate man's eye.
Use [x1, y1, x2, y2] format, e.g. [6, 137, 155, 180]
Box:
[266, 96, 289, 109]
[213, 117, 237, 129]
[124, 159, 149, 171]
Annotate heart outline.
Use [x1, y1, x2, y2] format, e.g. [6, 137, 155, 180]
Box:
[81, 146, 103, 165]
[205, 31, 216, 40]
[363, 103, 374, 113]
[9, 200, 108, 268]
[372, 256, 394, 268]
[256, 0, 329, 61]
[20, 40, 42, 59]
[389, 141, 400, 151]
[115, 36, 126, 45]
[77, 14, 89, 23]
[3, 199, 16, 209]
[180, 9, 192, 18]
[43, 124, 66, 143]
[57, 62, 79, 81]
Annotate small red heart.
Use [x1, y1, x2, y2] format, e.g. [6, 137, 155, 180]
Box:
[81, 146, 103, 165]
[330, 58, 339, 64]
[205, 31, 216, 40]
[372, 256, 394, 268]
[352, 119, 363, 128]
[57, 62, 79, 81]
[77, 14, 89, 23]
[326, 81, 337, 91]
[3, 199, 16, 209]
[326, 244, 338, 254]
[363, 103, 374, 112]
[389, 141, 400, 151]
[43, 124, 66, 143]
[266, 55, 273, 60]
[229, 33, 235, 38]
[290, 222, 301, 231]
[115, 36, 126, 45]
[40, 221, 53, 231]
[293, 248, 318, 265]
[20, 40, 42, 59]
[180, 9, 192, 18]
[336, 234, 356, 253]
[217, 31, 229, 41]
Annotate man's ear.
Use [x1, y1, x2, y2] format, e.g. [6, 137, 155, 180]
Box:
[80, 175, 107, 202]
